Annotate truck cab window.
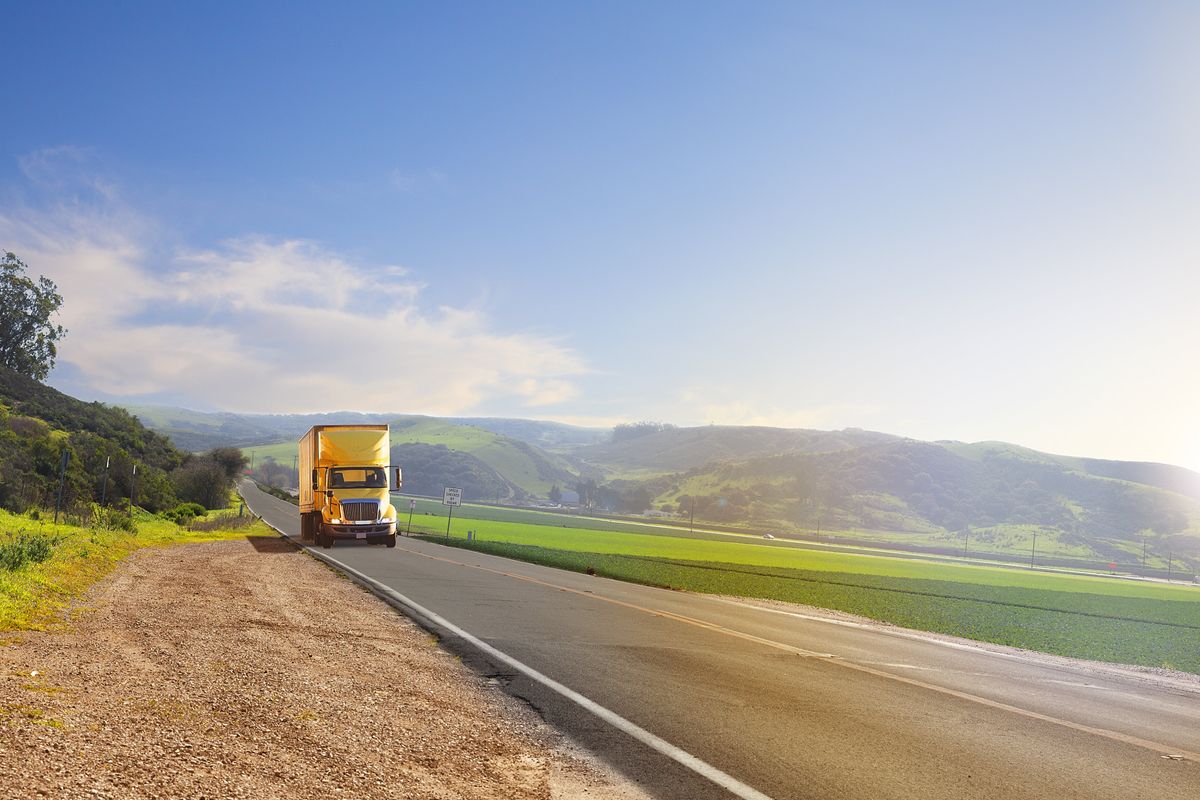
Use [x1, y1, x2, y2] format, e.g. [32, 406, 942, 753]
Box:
[328, 467, 387, 489]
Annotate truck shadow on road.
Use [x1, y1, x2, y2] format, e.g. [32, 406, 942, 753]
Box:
[243, 536, 298, 555]
[243, 535, 385, 554]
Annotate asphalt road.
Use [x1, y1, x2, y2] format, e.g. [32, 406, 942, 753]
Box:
[241, 483, 1200, 800]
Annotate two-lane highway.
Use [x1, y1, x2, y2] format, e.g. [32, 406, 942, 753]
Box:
[241, 482, 1199, 800]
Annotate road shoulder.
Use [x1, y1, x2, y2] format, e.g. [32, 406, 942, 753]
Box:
[0, 536, 653, 799]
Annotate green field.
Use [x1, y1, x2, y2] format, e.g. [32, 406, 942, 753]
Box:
[396, 496, 1192, 575]
[406, 508, 1200, 673]
[397, 495, 716, 536]
[242, 440, 296, 465]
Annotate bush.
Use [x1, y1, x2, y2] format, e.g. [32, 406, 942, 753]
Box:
[0, 530, 59, 571]
[91, 504, 138, 533]
[159, 502, 208, 526]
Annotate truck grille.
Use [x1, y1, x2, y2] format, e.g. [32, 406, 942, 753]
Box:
[340, 501, 378, 522]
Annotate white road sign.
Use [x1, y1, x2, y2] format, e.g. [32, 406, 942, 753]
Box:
[442, 487, 463, 507]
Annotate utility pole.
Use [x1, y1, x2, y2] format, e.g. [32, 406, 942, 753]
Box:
[1167, 551, 1174, 582]
[1029, 531, 1037, 569]
[406, 498, 415, 536]
[963, 528, 970, 557]
[689, 497, 695, 535]
[53, 449, 70, 524]
[1142, 536, 1148, 569]
[129, 463, 138, 515]
[100, 456, 111, 506]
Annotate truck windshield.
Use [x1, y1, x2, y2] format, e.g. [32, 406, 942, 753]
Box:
[329, 467, 387, 489]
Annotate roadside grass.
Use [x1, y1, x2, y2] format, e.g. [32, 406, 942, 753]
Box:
[0, 501, 273, 632]
[426, 537, 1200, 673]
[408, 514, 1200, 601]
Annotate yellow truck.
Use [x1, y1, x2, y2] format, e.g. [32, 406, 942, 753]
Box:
[298, 424, 400, 549]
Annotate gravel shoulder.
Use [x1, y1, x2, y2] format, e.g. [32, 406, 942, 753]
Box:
[0, 536, 653, 799]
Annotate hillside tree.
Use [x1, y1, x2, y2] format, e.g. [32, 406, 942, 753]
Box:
[0, 252, 67, 381]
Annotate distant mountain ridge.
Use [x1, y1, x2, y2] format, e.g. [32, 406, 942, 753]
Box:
[121, 405, 606, 453]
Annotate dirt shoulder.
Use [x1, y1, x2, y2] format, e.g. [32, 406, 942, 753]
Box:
[0, 536, 652, 799]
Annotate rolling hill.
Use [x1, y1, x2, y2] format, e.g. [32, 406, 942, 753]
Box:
[645, 438, 1200, 564]
[574, 425, 899, 477]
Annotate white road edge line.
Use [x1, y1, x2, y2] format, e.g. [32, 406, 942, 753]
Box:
[705, 596, 1200, 695]
[248, 499, 775, 800]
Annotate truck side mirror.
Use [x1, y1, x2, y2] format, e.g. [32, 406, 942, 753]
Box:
[394, 467, 403, 489]
[311, 469, 319, 491]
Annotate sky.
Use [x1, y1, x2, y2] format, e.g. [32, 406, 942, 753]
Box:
[1, 1, 1198, 469]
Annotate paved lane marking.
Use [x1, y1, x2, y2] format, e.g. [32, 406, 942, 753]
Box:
[393, 541, 1200, 765]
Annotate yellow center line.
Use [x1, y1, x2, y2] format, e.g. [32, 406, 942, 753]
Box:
[399, 541, 1200, 765]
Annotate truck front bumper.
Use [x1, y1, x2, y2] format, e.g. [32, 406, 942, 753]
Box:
[323, 522, 397, 539]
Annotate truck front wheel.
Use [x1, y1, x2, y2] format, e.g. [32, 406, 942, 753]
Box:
[386, 534, 397, 548]
[318, 531, 333, 549]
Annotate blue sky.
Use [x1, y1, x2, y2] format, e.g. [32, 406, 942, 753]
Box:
[1, 2, 1198, 469]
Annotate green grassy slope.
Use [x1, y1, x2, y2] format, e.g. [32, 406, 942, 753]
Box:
[390, 419, 575, 497]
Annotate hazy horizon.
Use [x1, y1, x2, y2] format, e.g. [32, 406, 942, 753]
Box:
[3, 3, 1197, 470]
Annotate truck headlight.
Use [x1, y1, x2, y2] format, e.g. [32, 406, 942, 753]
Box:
[381, 517, 395, 523]
[331, 518, 341, 524]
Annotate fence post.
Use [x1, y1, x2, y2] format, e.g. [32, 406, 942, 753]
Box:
[53, 449, 71, 524]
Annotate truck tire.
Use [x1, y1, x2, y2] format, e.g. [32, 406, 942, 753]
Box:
[386, 534, 397, 548]
[319, 532, 333, 549]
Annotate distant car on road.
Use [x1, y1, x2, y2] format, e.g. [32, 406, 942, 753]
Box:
[763, 533, 776, 539]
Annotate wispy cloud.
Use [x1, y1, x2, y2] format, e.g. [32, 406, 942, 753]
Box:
[0, 150, 585, 414]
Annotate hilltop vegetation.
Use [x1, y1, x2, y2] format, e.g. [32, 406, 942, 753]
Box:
[0, 366, 245, 515]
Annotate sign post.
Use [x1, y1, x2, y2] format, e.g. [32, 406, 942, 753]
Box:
[406, 498, 416, 536]
[100, 456, 111, 507]
[54, 449, 71, 524]
[442, 487, 462, 537]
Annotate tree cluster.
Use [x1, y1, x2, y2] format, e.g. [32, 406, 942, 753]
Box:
[0, 252, 66, 382]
